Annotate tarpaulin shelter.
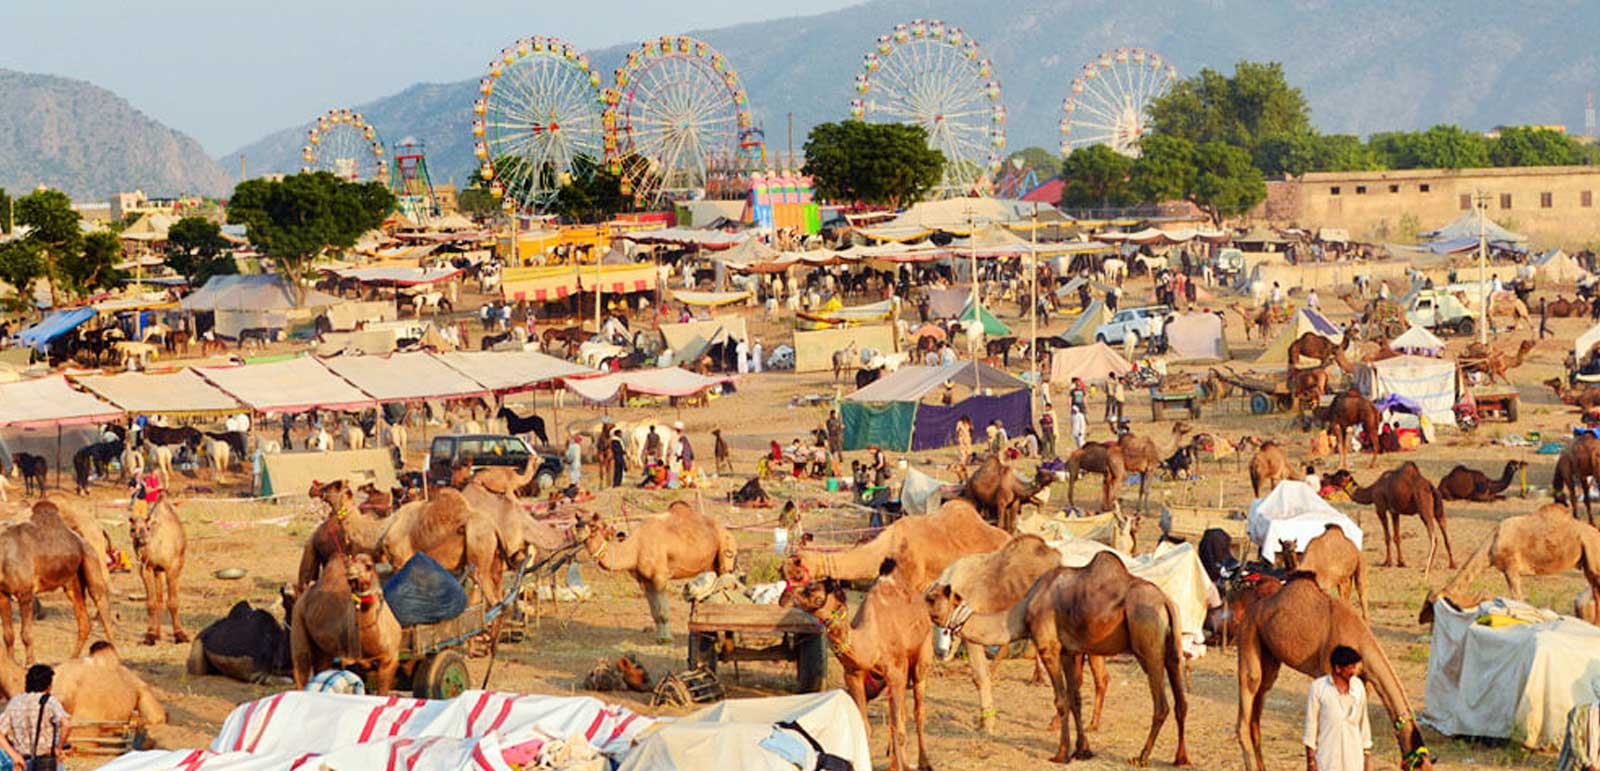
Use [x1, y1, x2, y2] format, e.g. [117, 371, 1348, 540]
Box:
[320, 352, 489, 403]
[0, 376, 121, 428]
[958, 300, 1011, 337]
[659, 317, 748, 368]
[581, 263, 658, 295]
[841, 361, 1031, 452]
[258, 448, 398, 499]
[1356, 354, 1458, 424]
[1533, 249, 1592, 283]
[1163, 312, 1228, 362]
[1576, 322, 1600, 364]
[1253, 307, 1344, 367]
[74, 369, 241, 417]
[327, 265, 462, 286]
[179, 275, 342, 313]
[1049, 342, 1132, 384]
[500, 264, 581, 303]
[620, 228, 747, 249]
[196, 357, 377, 414]
[924, 287, 970, 319]
[1389, 325, 1446, 356]
[16, 307, 97, 352]
[670, 289, 752, 307]
[322, 300, 394, 331]
[1246, 480, 1363, 562]
[1058, 299, 1110, 345]
[855, 197, 1015, 241]
[564, 366, 733, 405]
[618, 691, 870, 771]
[431, 350, 593, 395]
[792, 324, 898, 373]
[1422, 598, 1600, 750]
[1420, 211, 1528, 247]
[796, 298, 895, 328]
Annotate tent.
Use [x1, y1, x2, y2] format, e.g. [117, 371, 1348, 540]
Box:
[179, 274, 342, 313]
[1356, 354, 1458, 424]
[1389, 325, 1445, 356]
[1420, 211, 1528, 247]
[1058, 299, 1110, 345]
[258, 448, 398, 499]
[0, 376, 121, 428]
[73, 369, 241, 417]
[618, 691, 869, 771]
[1253, 307, 1344, 367]
[320, 352, 489, 403]
[563, 367, 733, 405]
[1533, 248, 1592, 283]
[958, 300, 1011, 337]
[16, 307, 97, 352]
[855, 196, 1014, 241]
[796, 298, 895, 328]
[1576, 322, 1600, 362]
[1246, 480, 1363, 562]
[792, 324, 898, 373]
[322, 300, 394, 332]
[1422, 598, 1600, 750]
[432, 350, 593, 394]
[196, 357, 377, 414]
[924, 287, 970, 319]
[327, 265, 462, 286]
[659, 317, 748, 368]
[899, 467, 954, 516]
[669, 289, 753, 307]
[841, 361, 1031, 452]
[1163, 312, 1228, 362]
[1048, 342, 1132, 385]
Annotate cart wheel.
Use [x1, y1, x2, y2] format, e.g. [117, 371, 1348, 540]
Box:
[414, 650, 470, 700]
[1506, 398, 1519, 423]
[688, 631, 719, 672]
[1250, 394, 1271, 415]
[795, 633, 827, 693]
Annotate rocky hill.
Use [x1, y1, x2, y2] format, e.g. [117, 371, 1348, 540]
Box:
[0, 69, 233, 201]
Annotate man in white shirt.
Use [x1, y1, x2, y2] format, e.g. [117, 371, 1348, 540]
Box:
[1304, 645, 1372, 771]
[751, 340, 764, 373]
[1306, 288, 1320, 311]
[735, 338, 750, 374]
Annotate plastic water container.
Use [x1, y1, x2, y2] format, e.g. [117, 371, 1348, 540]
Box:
[825, 477, 839, 492]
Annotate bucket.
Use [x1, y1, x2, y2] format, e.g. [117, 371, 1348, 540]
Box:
[825, 477, 839, 492]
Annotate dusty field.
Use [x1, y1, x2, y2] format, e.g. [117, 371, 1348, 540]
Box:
[5, 286, 1586, 770]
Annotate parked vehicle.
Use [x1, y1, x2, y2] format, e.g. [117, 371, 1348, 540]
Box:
[1405, 290, 1477, 336]
[424, 433, 562, 490]
[1094, 305, 1171, 347]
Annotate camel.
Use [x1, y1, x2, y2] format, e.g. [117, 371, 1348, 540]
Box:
[1112, 422, 1193, 514]
[297, 480, 387, 587]
[1065, 442, 1126, 512]
[1285, 332, 1354, 373]
[1276, 524, 1368, 619]
[37, 496, 118, 571]
[0, 642, 166, 726]
[1322, 389, 1381, 469]
[572, 502, 737, 643]
[1555, 434, 1600, 524]
[1546, 378, 1600, 420]
[0, 502, 116, 663]
[1437, 460, 1526, 502]
[1547, 295, 1580, 318]
[1486, 291, 1532, 329]
[784, 498, 1009, 593]
[1461, 338, 1536, 385]
[1328, 462, 1455, 577]
[381, 489, 507, 604]
[457, 477, 567, 564]
[188, 593, 294, 683]
[1420, 503, 1600, 625]
[1229, 304, 1272, 341]
[465, 456, 537, 496]
[1237, 577, 1434, 771]
[290, 553, 400, 693]
[1248, 441, 1293, 497]
[924, 535, 1108, 735]
[1287, 366, 1330, 414]
[129, 499, 189, 644]
[960, 454, 1056, 532]
[794, 559, 932, 771]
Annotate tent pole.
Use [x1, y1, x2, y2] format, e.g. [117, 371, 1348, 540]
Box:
[968, 209, 980, 394]
[55, 425, 62, 491]
[1029, 203, 1039, 413]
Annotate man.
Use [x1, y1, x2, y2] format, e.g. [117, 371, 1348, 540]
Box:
[1070, 404, 1088, 449]
[673, 421, 694, 473]
[1270, 282, 1284, 310]
[1306, 287, 1320, 311]
[1039, 403, 1057, 459]
[1304, 645, 1372, 771]
[1106, 377, 1125, 426]
[609, 429, 627, 488]
[712, 428, 732, 474]
[751, 339, 764, 373]
[735, 337, 750, 374]
[825, 411, 844, 456]
[564, 434, 583, 487]
[643, 425, 663, 464]
[1, 663, 71, 770]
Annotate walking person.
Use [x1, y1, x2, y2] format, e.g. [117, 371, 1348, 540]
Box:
[1105, 376, 1125, 427]
[564, 433, 583, 488]
[712, 428, 732, 474]
[825, 410, 844, 456]
[1070, 403, 1088, 449]
[1, 663, 70, 771]
[1039, 401, 1057, 459]
[1303, 645, 1372, 771]
[609, 429, 626, 488]
[673, 422, 694, 474]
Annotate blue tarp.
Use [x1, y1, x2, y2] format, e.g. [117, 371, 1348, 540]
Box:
[1374, 393, 1425, 415]
[16, 307, 96, 352]
[910, 390, 1033, 452]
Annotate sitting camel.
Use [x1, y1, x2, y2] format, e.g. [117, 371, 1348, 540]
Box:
[298, 480, 387, 586]
[1554, 435, 1600, 525]
[572, 502, 736, 643]
[381, 489, 507, 604]
[1327, 463, 1455, 577]
[1248, 441, 1293, 497]
[463, 456, 538, 497]
[0, 502, 116, 663]
[1236, 577, 1433, 771]
[188, 593, 294, 683]
[924, 535, 1107, 735]
[1065, 442, 1126, 512]
[1276, 524, 1368, 619]
[0, 641, 165, 726]
[960, 454, 1056, 532]
[1420, 503, 1600, 624]
[129, 499, 188, 645]
[793, 558, 932, 771]
[290, 553, 400, 693]
[1544, 378, 1600, 421]
[1437, 460, 1526, 502]
[784, 498, 1008, 593]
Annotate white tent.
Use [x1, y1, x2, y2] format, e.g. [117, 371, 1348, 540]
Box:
[1164, 312, 1228, 362]
[0, 376, 122, 428]
[618, 691, 870, 771]
[320, 352, 489, 403]
[432, 350, 594, 394]
[1356, 354, 1458, 424]
[1049, 342, 1132, 384]
[1247, 480, 1363, 562]
[1388, 325, 1445, 356]
[196, 357, 377, 414]
[1576, 322, 1600, 362]
[1533, 249, 1592, 283]
[73, 369, 242, 417]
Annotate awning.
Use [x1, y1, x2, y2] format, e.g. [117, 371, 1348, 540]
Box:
[328, 265, 462, 286]
[432, 350, 593, 394]
[619, 228, 747, 250]
[670, 290, 752, 307]
[16, 307, 97, 352]
[320, 352, 489, 403]
[581, 263, 657, 295]
[564, 367, 733, 404]
[196, 357, 377, 414]
[501, 265, 581, 303]
[0, 376, 122, 428]
[73, 369, 242, 416]
[179, 274, 343, 312]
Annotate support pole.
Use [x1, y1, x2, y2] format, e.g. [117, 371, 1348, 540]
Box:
[1476, 191, 1489, 346]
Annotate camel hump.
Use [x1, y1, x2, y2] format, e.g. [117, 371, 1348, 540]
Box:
[1085, 550, 1131, 577]
[1322, 523, 1344, 534]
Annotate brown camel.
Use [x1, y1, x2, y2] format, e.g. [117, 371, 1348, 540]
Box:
[572, 502, 736, 643]
[961, 454, 1056, 532]
[0, 642, 166, 726]
[297, 480, 387, 587]
[1462, 338, 1536, 385]
[1437, 460, 1526, 502]
[1322, 389, 1381, 469]
[1230, 304, 1272, 341]
[464, 456, 538, 496]
[129, 499, 188, 645]
[784, 498, 1008, 593]
[794, 560, 932, 771]
[1276, 524, 1369, 619]
[381, 488, 508, 604]
[0, 502, 116, 663]
[1065, 442, 1126, 512]
[1287, 366, 1330, 414]
[1248, 441, 1293, 497]
[1327, 462, 1455, 577]
[1285, 332, 1353, 373]
[458, 477, 567, 563]
[924, 535, 1108, 736]
[289, 553, 400, 692]
[1547, 295, 1580, 318]
[1236, 577, 1433, 771]
[38, 496, 119, 571]
[1113, 422, 1193, 514]
[1555, 434, 1600, 524]
[1546, 378, 1600, 420]
[1420, 503, 1600, 624]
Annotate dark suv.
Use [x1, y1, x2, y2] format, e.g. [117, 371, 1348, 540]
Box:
[425, 434, 562, 490]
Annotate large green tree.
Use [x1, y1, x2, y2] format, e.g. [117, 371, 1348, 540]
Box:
[551, 154, 628, 224]
[57, 231, 123, 295]
[803, 121, 945, 207]
[1370, 125, 1489, 169]
[1057, 144, 1133, 209]
[0, 239, 43, 305]
[1127, 136, 1265, 225]
[1147, 61, 1311, 160]
[0, 188, 11, 235]
[226, 171, 394, 305]
[165, 216, 235, 286]
[15, 189, 82, 306]
[1127, 135, 1196, 205]
[1489, 126, 1582, 167]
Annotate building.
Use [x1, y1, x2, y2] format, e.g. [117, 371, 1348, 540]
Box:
[110, 189, 206, 221]
[1255, 165, 1600, 249]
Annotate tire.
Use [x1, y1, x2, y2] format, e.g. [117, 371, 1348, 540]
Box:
[1456, 318, 1475, 336]
[1250, 393, 1272, 415]
[536, 472, 555, 490]
[689, 631, 719, 672]
[795, 633, 827, 693]
[1096, 334, 1108, 344]
[414, 649, 471, 700]
[1506, 398, 1519, 423]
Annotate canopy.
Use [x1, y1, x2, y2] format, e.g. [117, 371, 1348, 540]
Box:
[659, 317, 748, 367]
[1059, 299, 1110, 345]
[179, 274, 342, 312]
[1422, 598, 1600, 750]
[670, 289, 752, 307]
[16, 307, 96, 352]
[855, 197, 1015, 241]
[1533, 248, 1592, 283]
[564, 366, 733, 404]
[797, 299, 896, 328]
[1421, 211, 1528, 245]
[619, 692, 869, 771]
[1049, 342, 1132, 384]
[259, 447, 398, 498]
[197, 357, 376, 414]
[74, 369, 241, 416]
[500, 264, 580, 303]
[327, 265, 462, 286]
[925, 287, 970, 319]
[1356, 354, 1458, 424]
[1253, 307, 1344, 367]
[321, 352, 489, 403]
[0, 376, 121, 428]
[433, 350, 593, 394]
[1576, 322, 1600, 361]
[713, 239, 781, 272]
[1389, 325, 1445, 356]
[620, 227, 746, 249]
[1164, 312, 1228, 362]
[958, 300, 1011, 337]
[582, 263, 657, 295]
[845, 361, 1027, 403]
[1246, 480, 1363, 562]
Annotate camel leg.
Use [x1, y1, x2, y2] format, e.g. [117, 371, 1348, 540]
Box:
[0, 594, 13, 661]
[1065, 652, 1094, 760]
[1377, 508, 1396, 568]
[63, 580, 92, 659]
[1504, 568, 1525, 601]
[966, 640, 999, 734]
[1437, 513, 1457, 569]
[140, 566, 162, 645]
[374, 656, 398, 695]
[845, 671, 870, 743]
[1088, 655, 1108, 733]
[166, 568, 189, 643]
[1389, 512, 1407, 569]
[912, 660, 932, 771]
[17, 590, 37, 664]
[1131, 634, 1169, 767]
[1041, 646, 1073, 764]
[884, 669, 908, 771]
[642, 580, 672, 644]
[1420, 517, 1439, 581]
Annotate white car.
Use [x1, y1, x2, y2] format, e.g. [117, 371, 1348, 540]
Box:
[1094, 305, 1171, 347]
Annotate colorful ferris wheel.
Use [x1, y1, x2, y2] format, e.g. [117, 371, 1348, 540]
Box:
[604, 35, 756, 206]
[1059, 48, 1178, 157]
[301, 109, 386, 182]
[850, 19, 1006, 197]
[472, 35, 606, 214]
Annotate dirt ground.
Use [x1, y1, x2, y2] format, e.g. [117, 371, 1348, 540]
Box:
[5, 281, 1587, 770]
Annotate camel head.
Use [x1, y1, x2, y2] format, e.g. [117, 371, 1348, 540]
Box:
[781, 553, 826, 588]
[1322, 469, 1356, 495]
[346, 554, 381, 611]
[310, 480, 354, 517]
[128, 503, 155, 551]
[790, 576, 846, 622]
[1543, 377, 1568, 399]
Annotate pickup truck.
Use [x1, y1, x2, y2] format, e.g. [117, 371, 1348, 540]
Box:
[1405, 290, 1478, 337]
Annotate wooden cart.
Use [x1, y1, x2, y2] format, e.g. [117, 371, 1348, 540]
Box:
[1470, 385, 1519, 423]
[687, 603, 828, 693]
[1150, 385, 1202, 420]
[1212, 368, 1294, 415]
[1157, 505, 1250, 560]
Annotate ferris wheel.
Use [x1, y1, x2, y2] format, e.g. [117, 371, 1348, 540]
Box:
[604, 35, 755, 206]
[301, 109, 386, 182]
[472, 35, 606, 213]
[849, 19, 1006, 197]
[1059, 48, 1178, 157]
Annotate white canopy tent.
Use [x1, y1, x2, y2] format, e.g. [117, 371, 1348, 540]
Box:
[320, 352, 489, 403]
[196, 357, 377, 415]
[1247, 480, 1363, 562]
[73, 369, 242, 417]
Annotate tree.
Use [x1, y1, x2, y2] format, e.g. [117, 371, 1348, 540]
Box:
[1004, 146, 1062, 179]
[226, 172, 394, 305]
[1255, 131, 1383, 176]
[0, 188, 11, 235]
[165, 216, 235, 286]
[1058, 144, 1132, 210]
[1489, 127, 1582, 167]
[57, 231, 123, 296]
[1370, 126, 1489, 170]
[1127, 135, 1197, 205]
[0, 239, 43, 304]
[1147, 61, 1311, 159]
[803, 121, 945, 207]
[1191, 142, 1268, 225]
[550, 154, 628, 223]
[15, 189, 82, 306]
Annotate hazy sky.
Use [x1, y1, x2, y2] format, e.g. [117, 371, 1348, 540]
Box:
[1, 0, 864, 155]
